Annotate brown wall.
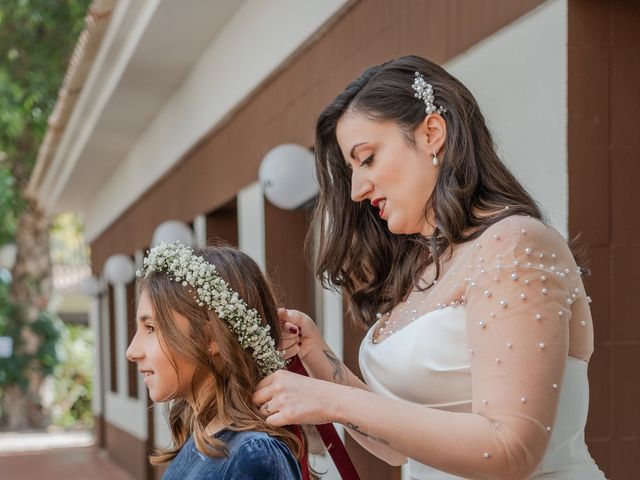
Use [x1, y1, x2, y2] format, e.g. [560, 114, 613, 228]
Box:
[568, 1, 640, 478]
[105, 421, 149, 480]
[108, 284, 117, 393]
[90, 0, 545, 273]
[206, 198, 238, 247]
[265, 201, 314, 313]
[126, 280, 138, 399]
[94, 413, 105, 448]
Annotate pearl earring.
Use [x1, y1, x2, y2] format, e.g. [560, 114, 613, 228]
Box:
[432, 149, 439, 167]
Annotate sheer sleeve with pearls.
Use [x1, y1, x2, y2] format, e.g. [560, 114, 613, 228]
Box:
[360, 215, 598, 477]
[445, 215, 594, 475]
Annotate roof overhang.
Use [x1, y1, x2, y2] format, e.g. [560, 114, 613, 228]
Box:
[29, 0, 350, 242]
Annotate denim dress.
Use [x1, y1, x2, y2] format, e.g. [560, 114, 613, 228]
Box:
[162, 428, 302, 480]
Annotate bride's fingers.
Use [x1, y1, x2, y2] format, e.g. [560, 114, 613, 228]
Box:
[284, 321, 299, 335]
[254, 374, 276, 395]
[277, 307, 289, 323]
[280, 338, 300, 359]
[265, 410, 288, 427]
[278, 308, 306, 329]
[278, 309, 299, 333]
[282, 338, 300, 351]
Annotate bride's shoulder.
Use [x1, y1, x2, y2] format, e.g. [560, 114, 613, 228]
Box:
[474, 215, 574, 270]
[478, 215, 564, 245]
[459, 215, 572, 266]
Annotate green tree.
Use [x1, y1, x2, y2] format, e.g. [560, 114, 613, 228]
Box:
[0, 0, 90, 428]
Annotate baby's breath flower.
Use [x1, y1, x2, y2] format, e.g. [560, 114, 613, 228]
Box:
[137, 241, 285, 376]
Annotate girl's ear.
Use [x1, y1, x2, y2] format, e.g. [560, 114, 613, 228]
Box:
[208, 340, 219, 355]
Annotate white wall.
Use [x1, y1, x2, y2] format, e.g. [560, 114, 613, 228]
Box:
[445, 0, 568, 236]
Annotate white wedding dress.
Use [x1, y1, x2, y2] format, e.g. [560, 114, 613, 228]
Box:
[358, 216, 607, 479]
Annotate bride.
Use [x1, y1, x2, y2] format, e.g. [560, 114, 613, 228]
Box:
[253, 55, 607, 479]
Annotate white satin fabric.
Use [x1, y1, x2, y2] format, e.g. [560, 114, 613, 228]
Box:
[359, 306, 606, 479]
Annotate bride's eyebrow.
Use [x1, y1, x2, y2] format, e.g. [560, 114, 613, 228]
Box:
[349, 142, 367, 159]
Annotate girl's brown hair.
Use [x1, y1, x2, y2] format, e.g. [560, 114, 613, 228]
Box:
[311, 55, 544, 328]
[140, 245, 302, 464]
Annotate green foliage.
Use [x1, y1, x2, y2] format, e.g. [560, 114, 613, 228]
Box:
[50, 213, 90, 265]
[0, 0, 91, 234]
[31, 310, 64, 375]
[50, 323, 94, 429]
[0, 0, 91, 171]
[0, 268, 10, 331]
[0, 167, 18, 244]
[0, 306, 64, 389]
[0, 0, 91, 413]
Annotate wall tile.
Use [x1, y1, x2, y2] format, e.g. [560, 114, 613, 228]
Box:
[611, 344, 640, 438]
[586, 342, 610, 439]
[610, 246, 640, 341]
[611, 438, 640, 479]
[611, 48, 640, 148]
[611, 147, 640, 244]
[568, 0, 610, 47]
[568, 46, 610, 148]
[568, 146, 610, 247]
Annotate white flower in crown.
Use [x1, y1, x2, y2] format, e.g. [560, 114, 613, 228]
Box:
[137, 241, 285, 377]
[412, 71, 447, 116]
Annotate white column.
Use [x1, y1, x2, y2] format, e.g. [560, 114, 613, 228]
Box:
[311, 216, 345, 446]
[322, 288, 344, 364]
[193, 214, 207, 247]
[237, 181, 265, 271]
[100, 284, 111, 402]
[114, 283, 129, 396]
[321, 286, 345, 445]
[89, 296, 102, 417]
[154, 402, 172, 449]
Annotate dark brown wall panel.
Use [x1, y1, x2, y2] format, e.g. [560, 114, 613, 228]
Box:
[126, 280, 138, 399]
[94, 413, 105, 449]
[569, 1, 640, 477]
[264, 201, 313, 313]
[105, 421, 148, 480]
[108, 284, 117, 393]
[206, 198, 238, 247]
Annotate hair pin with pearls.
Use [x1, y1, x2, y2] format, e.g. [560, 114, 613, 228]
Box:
[412, 72, 447, 115]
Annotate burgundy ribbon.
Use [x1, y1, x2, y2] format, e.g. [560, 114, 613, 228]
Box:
[287, 355, 361, 480]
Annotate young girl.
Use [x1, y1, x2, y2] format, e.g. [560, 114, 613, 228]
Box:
[253, 55, 607, 479]
[126, 242, 303, 479]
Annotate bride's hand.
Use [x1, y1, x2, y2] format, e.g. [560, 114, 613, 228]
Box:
[253, 370, 335, 426]
[277, 308, 321, 361]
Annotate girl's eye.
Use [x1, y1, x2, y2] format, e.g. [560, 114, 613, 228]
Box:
[145, 324, 155, 334]
[360, 155, 374, 167]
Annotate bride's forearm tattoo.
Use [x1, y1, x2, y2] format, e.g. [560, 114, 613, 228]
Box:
[323, 349, 347, 384]
[347, 422, 390, 446]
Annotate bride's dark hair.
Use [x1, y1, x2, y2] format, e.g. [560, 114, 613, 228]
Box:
[310, 55, 543, 328]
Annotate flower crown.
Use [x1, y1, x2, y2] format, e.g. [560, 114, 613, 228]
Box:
[137, 241, 285, 377]
[412, 71, 447, 115]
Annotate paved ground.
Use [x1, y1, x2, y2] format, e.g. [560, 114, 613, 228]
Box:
[0, 430, 134, 480]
